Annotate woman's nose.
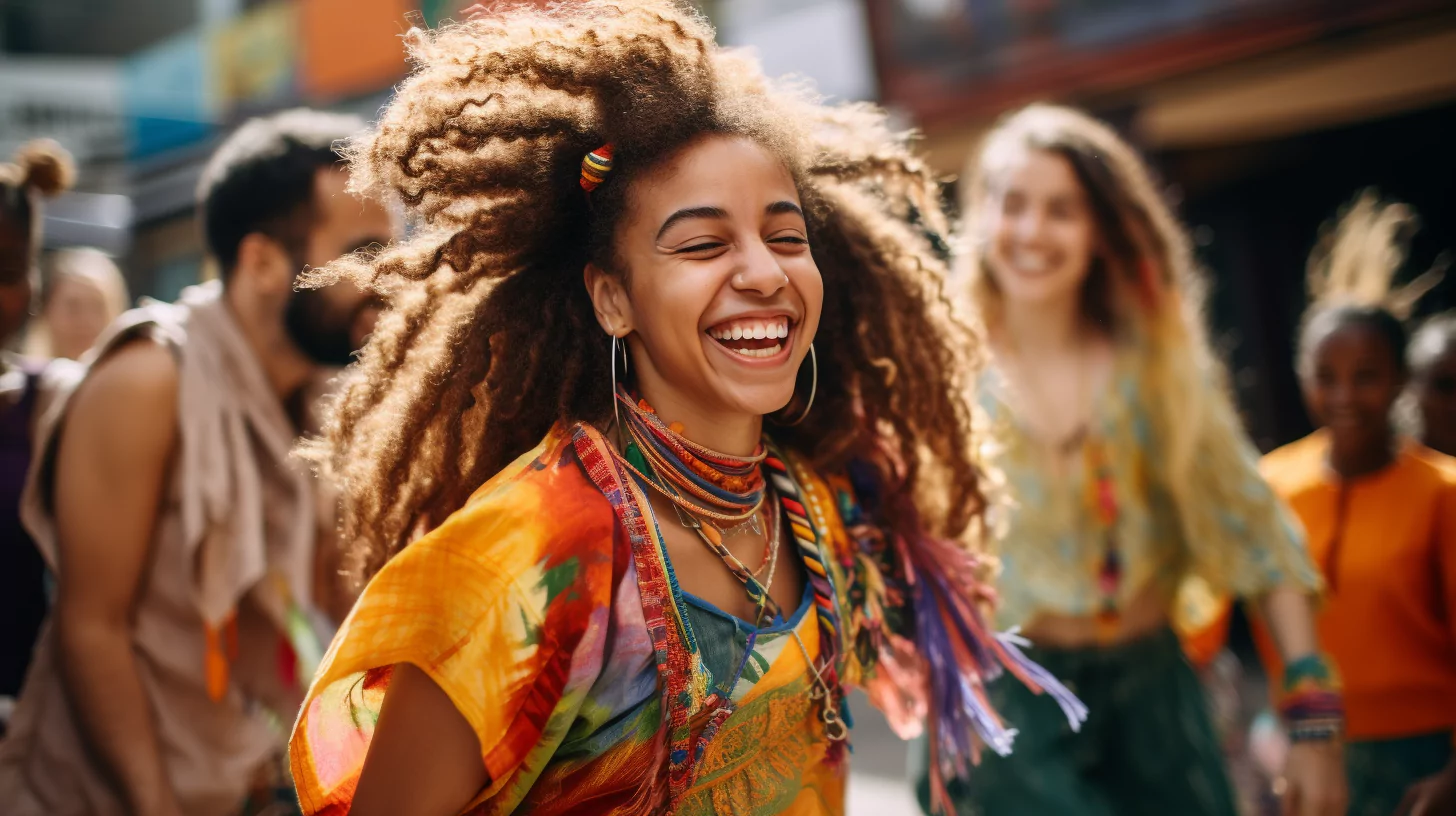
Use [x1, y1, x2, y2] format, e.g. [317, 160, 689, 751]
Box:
[732, 241, 789, 297]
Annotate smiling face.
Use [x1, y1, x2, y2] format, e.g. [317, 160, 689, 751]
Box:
[1303, 318, 1404, 453]
[586, 134, 822, 430]
[983, 148, 1098, 314]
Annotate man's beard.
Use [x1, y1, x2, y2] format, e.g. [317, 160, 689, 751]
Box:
[282, 284, 358, 368]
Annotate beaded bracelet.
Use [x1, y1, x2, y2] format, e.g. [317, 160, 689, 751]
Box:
[1279, 654, 1345, 743]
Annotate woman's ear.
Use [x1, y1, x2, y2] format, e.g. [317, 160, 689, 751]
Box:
[584, 262, 633, 337]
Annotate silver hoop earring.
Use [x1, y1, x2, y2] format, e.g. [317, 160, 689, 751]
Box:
[780, 342, 817, 427]
[610, 334, 625, 432]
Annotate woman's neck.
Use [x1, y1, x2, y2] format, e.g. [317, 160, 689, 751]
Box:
[632, 382, 763, 457]
[1327, 428, 1397, 480]
[998, 293, 1087, 359]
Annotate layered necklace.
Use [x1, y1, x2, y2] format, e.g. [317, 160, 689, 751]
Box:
[612, 387, 784, 624]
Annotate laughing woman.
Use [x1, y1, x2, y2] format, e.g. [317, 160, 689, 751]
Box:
[285, 3, 1081, 815]
[915, 104, 1344, 816]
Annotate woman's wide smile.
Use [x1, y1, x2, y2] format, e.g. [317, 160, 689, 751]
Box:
[703, 311, 798, 365]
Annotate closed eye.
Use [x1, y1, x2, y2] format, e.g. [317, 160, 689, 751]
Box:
[675, 241, 727, 255]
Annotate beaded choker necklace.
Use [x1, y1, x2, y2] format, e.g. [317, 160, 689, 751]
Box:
[613, 387, 787, 623]
[614, 387, 767, 536]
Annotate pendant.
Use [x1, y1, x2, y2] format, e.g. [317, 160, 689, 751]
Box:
[674, 505, 702, 530]
[718, 513, 762, 538]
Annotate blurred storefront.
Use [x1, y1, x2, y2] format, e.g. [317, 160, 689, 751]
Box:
[866, 0, 1456, 448]
[119, 0, 421, 302]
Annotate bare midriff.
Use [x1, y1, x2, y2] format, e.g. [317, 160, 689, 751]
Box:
[1021, 582, 1172, 649]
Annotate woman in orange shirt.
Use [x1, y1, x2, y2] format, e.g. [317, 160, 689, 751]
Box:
[1262, 193, 1456, 816]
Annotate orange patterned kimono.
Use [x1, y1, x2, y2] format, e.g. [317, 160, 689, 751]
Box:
[290, 423, 1075, 814]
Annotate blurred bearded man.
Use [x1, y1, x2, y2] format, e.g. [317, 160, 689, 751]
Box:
[0, 109, 395, 816]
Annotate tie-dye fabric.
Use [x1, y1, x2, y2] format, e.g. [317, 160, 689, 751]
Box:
[289, 424, 876, 815]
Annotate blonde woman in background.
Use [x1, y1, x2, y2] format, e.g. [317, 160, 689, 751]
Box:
[25, 247, 130, 361]
[914, 104, 1344, 816]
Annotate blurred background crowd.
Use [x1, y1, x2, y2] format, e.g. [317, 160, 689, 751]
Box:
[1, 0, 1453, 814]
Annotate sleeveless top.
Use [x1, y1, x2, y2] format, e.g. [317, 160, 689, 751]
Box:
[0, 283, 319, 816]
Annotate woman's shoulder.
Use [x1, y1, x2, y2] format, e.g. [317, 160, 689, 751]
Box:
[1400, 441, 1456, 492]
[1258, 431, 1329, 496]
[385, 425, 618, 600]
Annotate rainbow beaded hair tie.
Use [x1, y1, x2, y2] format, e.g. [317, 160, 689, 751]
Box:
[580, 143, 614, 193]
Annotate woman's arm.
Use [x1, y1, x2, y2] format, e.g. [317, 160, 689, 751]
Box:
[349, 663, 488, 816]
[1255, 585, 1319, 661]
[1255, 587, 1347, 816]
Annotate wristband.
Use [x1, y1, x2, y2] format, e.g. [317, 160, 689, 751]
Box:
[1278, 653, 1345, 743]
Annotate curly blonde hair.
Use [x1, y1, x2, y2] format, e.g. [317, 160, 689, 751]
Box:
[306, 0, 983, 580]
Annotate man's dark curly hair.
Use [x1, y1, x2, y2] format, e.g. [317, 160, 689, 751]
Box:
[197, 108, 363, 278]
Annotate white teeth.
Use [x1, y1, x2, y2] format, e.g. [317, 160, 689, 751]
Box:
[1013, 251, 1049, 273]
[707, 318, 794, 342]
[729, 343, 783, 358]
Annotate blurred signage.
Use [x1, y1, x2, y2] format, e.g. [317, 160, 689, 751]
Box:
[867, 0, 1453, 126]
[718, 0, 877, 102]
[213, 0, 301, 115]
[300, 0, 413, 100]
[0, 59, 125, 165]
[124, 31, 217, 159]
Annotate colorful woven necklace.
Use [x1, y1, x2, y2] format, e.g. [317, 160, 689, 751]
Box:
[1085, 438, 1122, 642]
[615, 387, 766, 535]
[614, 387, 782, 623]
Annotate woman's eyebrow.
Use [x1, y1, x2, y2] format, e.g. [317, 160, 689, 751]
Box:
[766, 200, 804, 219]
[656, 206, 728, 241]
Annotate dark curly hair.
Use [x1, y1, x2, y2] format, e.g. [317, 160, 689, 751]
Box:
[196, 108, 363, 279]
[305, 0, 984, 581]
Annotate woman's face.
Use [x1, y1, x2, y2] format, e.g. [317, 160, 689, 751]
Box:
[44, 274, 112, 360]
[1304, 321, 1403, 452]
[1413, 343, 1456, 454]
[983, 148, 1098, 313]
[591, 134, 822, 423]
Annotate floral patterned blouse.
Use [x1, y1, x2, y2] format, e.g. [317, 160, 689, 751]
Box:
[979, 348, 1320, 633]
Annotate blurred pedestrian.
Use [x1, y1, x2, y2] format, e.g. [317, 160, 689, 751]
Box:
[914, 104, 1345, 816]
[1406, 311, 1456, 458]
[1259, 192, 1456, 816]
[285, 4, 1079, 815]
[0, 109, 394, 816]
[0, 139, 77, 733]
[24, 247, 130, 361]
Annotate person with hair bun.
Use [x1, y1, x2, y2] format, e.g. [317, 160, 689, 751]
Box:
[916, 104, 1343, 816]
[1258, 192, 1456, 816]
[0, 138, 77, 727]
[285, 3, 1083, 815]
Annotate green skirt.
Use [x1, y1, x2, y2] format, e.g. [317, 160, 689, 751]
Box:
[913, 626, 1236, 816]
[1346, 730, 1452, 816]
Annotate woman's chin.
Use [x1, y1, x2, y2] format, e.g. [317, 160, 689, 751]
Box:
[714, 384, 799, 420]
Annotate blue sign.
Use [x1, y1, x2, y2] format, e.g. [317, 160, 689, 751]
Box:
[123, 30, 215, 158]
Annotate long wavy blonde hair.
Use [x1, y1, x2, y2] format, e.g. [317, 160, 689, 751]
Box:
[960, 104, 1253, 578]
[305, 0, 983, 580]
